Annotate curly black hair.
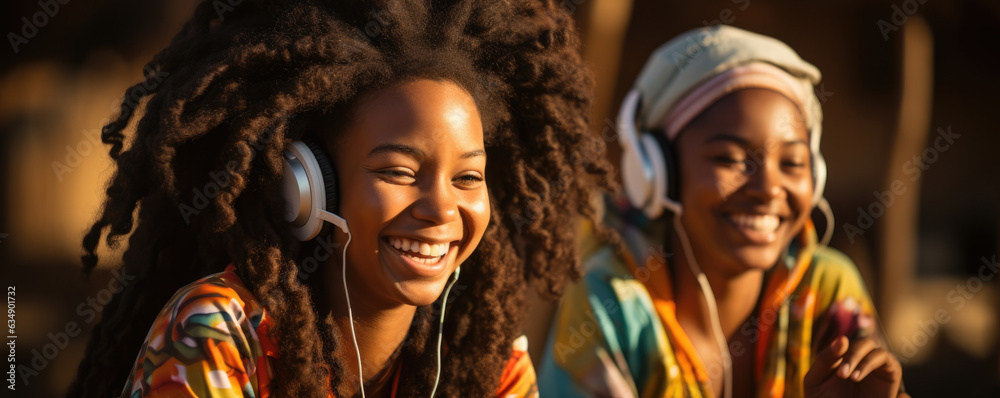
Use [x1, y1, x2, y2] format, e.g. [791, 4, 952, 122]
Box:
[67, 0, 615, 396]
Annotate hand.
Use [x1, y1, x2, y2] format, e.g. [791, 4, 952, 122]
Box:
[803, 336, 908, 398]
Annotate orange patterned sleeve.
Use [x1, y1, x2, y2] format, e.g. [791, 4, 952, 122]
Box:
[120, 270, 275, 398]
[495, 335, 539, 398]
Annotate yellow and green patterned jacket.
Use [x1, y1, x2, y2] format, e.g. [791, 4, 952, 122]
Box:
[539, 196, 879, 398]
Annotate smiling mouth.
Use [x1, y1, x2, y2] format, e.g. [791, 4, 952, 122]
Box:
[383, 236, 452, 264]
[723, 213, 785, 244]
[725, 214, 782, 232]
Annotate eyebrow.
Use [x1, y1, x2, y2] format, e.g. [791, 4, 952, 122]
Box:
[705, 134, 808, 147]
[368, 144, 426, 160]
[705, 134, 750, 145]
[367, 144, 486, 160]
[460, 149, 486, 159]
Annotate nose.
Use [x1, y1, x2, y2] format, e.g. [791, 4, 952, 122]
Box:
[743, 159, 783, 202]
[411, 176, 460, 225]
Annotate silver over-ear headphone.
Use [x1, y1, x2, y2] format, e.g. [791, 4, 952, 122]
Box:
[281, 139, 349, 239]
[618, 90, 681, 219]
[279, 138, 458, 398]
[616, 89, 829, 220]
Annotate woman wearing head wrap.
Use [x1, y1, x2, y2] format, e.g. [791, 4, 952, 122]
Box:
[538, 26, 908, 397]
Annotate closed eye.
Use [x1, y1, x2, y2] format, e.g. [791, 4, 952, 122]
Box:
[453, 172, 484, 188]
[375, 168, 416, 184]
[712, 156, 750, 172]
[712, 156, 742, 164]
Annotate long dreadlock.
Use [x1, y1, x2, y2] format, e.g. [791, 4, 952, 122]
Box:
[68, 0, 615, 396]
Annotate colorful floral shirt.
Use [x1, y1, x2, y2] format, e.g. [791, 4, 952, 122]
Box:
[538, 197, 880, 397]
[121, 265, 538, 397]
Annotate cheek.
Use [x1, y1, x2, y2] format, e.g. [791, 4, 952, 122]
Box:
[786, 175, 814, 211]
[708, 168, 748, 201]
[455, 189, 490, 265]
[680, 159, 737, 206]
[782, 175, 815, 238]
[464, 190, 490, 240]
[341, 178, 410, 231]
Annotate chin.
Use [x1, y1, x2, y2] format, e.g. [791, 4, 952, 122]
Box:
[725, 245, 786, 273]
[390, 277, 453, 306]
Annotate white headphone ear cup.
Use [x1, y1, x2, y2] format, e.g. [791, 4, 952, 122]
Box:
[618, 90, 654, 213]
[282, 141, 328, 241]
[621, 144, 653, 214]
[639, 134, 669, 219]
[811, 150, 827, 207]
[617, 89, 682, 218]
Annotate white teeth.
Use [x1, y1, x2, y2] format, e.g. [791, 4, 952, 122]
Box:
[387, 237, 450, 258]
[729, 214, 780, 232]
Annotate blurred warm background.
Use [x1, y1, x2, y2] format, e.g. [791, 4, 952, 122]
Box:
[1, 0, 998, 396]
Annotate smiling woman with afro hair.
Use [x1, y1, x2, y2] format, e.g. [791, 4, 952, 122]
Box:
[66, 0, 616, 396]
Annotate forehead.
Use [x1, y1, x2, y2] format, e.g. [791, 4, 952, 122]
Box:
[679, 88, 809, 144]
[340, 79, 484, 147]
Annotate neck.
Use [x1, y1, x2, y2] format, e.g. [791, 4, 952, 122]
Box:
[327, 269, 416, 396]
[670, 237, 763, 339]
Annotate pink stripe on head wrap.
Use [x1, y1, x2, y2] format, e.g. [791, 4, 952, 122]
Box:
[661, 62, 811, 140]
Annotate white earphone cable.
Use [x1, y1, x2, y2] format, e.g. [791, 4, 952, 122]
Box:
[816, 197, 835, 247]
[671, 211, 733, 398]
[339, 223, 456, 398]
[429, 268, 461, 398]
[340, 230, 365, 398]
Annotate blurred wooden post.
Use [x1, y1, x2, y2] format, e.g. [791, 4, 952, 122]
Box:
[881, 16, 933, 347]
[582, 0, 635, 137]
